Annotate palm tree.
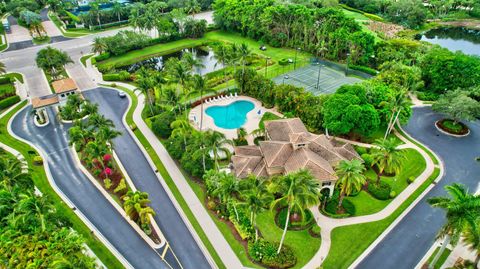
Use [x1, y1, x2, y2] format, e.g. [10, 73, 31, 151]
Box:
[238, 43, 252, 92]
[203, 130, 233, 170]
[270, 169, 320, 253]
[91, 37, 107, 55]
[188, 74, 215, 130]
[371, 138, 405, 184]
[0, 61, 6, 74]
[123, 190, 154, 225]
[211, 172, 240, 220]
[335, 159, 366, 209]
[15, 193, 54, 232]
[384, 89, 409, 139]
[185, 0, 200, 18]
[168, 60, 191, 111]
[463, 225, 480, 266]
[88, 1, 101, 27]
[0, 156, 31, 191]
[87, 113, 114, 129]
[85, 141, 108, 168]
[427, 184, 480, 269]
[135, 67, 156, 115]
[112, 1, 122, 22]
[182, 52, 205, 74]
[171, 118, 193, 147]
[239, 175, 273, 241]
[97, 126, 121, 145]
[212, 43, 230, 85]
[81, 101, 98, 116]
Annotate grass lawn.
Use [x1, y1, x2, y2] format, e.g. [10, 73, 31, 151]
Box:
[259, 112, 282, 129]
[80, 54, 94, 67]
[427, 247, 452, 269]
[395, 126, 439, 165]
[346, 148, 426, 216]
[0, 22, 7, 51]
[1, 72, 24, 83]
[0, 102, 124, 269]
[32, 36, 51, 45]
[323, 167, 440, 269]
[360, 125, 403, 144]
[104, 84, 227, 269]
[341, 8, 382, 42]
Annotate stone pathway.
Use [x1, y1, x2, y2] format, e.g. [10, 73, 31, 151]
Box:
[303, 127, 440, 269]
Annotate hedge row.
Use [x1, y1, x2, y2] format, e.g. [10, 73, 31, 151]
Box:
[0, 77, 13, 84]
[367, 180, 392, 200]
[102, 71, 131, 82]
[0, 95, 20, 109]
[348, 65, 378, 76]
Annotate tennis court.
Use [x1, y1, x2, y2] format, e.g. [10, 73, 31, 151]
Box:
[272, 63, 362, 95]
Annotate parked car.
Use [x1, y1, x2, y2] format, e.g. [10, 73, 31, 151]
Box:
[118, 91, 126, 98]
[260, 45, 267, 51]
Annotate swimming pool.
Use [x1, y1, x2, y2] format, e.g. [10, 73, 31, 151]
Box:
[205, 100, 255, 129]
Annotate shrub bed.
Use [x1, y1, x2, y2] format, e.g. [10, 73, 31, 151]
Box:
[308, 225, 321, 238]
[417, 91, 439, 101]
[367, 180, 392, 200]
[248, 239, 297, 269]
[436, 119, 469, 135]
[0, 96, 20, 109]
[323, 198, 356, 217]
[275, 207, 314, 230]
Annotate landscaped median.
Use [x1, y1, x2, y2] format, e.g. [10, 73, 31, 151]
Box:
[0, 101, 124, 269]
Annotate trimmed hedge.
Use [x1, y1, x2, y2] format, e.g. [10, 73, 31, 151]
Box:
[102, 71, 131, 81]
[348, 65, 378, 76]
[367, 180, 392, 200]
[0, 77, 13, 84]
[0, 95, 20, 109]
[325, 198, 356, 216]
[94, 53, 111, 62]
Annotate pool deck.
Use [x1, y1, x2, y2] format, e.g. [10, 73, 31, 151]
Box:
[189, 95, 279, 141]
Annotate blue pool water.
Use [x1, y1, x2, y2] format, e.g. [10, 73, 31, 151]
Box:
[205, 100, 255, 129]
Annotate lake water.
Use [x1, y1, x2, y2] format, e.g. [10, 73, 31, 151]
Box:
[420, 27, 480, 56]
[119, 47, 223, 75]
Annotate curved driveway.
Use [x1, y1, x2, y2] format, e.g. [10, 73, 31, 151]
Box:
[357, 106, 480, 269]
[11, 106, 169, 269]
[83, 87, 210, 269]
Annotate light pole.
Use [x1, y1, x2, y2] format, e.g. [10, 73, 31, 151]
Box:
[265, 57, 271, 77]
[293, 47, 300, 70]
[315, 64, 324, 90]
[345, 53, 351, 76]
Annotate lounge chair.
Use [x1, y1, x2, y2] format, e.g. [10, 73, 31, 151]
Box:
[205, 99, 210, 104]
[234, 92, 238, 98]
[229, 93, 233, 99]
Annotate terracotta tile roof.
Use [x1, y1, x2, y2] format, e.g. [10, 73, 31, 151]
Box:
[31, 95, 59, 109]
[231, 118, 361, 183]
[264, 118, 308, 141]
[52, 78, 78, 94]
[259, 141, 292, 167]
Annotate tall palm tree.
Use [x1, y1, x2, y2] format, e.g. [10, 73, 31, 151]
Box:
[167, 59, 191, 111]
[212, 43, 230, 85]
[185, 0, 200, 18]
[203, 130, 233, 170]
[85, 141, 108, 168]
[371, 138, 405, 184]
[239, 175, 273, 241]
[97, 126, 121, 145]
[463, 225, 480, 266]
[238, 43, 252, 92]
[182, 52, 205, 74]
[270, 169, 320, 253]
[0, 156, 31, 191]
[384, 89, 410, 139]
[91, 37, 107, 55]
[427, 184, 480, 269]
[188, 74, 215, 130]
[88, 1, 101, 27]
[335, 159, 366, 209]
[112, 1, 122, 22]
[0, 61, 6, 74]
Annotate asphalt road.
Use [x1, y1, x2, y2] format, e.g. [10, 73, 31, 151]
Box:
[357, 106, 480, 269]
[83, 87, 211, 269]
[10, 105, 170, 269]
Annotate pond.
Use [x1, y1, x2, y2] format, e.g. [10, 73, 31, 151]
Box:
[419, 27, 480, 56]
[118, 47, 224, 75]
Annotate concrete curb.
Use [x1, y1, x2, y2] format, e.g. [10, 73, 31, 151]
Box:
[6, 102, 133, 269]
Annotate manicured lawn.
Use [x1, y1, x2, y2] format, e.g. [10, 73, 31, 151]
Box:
[80, 54, 94, 67]
[346, 148, 426, 216]
[0, 102, 124, 269]
[323, 167, 440, 269]
[106, 84, 227, 269]
[259, 112, 282, 129]
[395, 126, 439, 165]
[360, 125, 403, 144]
[341, 8, 381, 42]
[256, 211, 321, 269]
[427, 247, 452, 269]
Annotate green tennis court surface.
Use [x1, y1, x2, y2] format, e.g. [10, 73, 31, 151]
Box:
[272, 63, 362, 95]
